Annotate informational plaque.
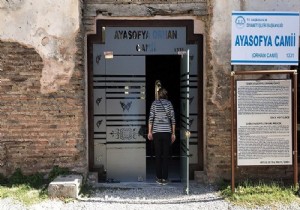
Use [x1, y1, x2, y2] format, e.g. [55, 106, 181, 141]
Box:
[231, 11, 299, 65]
[237, 80, 292, 166]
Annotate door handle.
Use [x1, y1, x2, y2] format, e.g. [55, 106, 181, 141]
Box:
[185, 131, 191, 139]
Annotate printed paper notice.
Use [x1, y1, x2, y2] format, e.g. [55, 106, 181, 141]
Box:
[237, 80, 292, 166]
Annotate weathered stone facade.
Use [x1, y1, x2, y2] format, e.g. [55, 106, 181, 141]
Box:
[0, 0, 87, 176]
[0, 40, 86, 176]
[0, 0, 299, 183]
[207, 0, 300, 182]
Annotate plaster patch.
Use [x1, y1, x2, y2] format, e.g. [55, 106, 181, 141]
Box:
[210, 36, 231, 109]
[41, 34, 76, 91]
[0, 0, 26, 10]
[0, 0, 80, 93]
[41, 37, 49, 46]
[41, 57, 75, 93]
[209, 0, 235, 109]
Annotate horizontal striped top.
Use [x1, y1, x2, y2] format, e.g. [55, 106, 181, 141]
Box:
[149, 99, 175, 134]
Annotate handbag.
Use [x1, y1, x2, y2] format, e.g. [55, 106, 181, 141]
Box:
[159, 100, 172, 125]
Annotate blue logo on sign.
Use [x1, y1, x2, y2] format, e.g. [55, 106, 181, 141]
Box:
[235, 16, 246, 28]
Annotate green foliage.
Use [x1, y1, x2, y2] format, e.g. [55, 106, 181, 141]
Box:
[79, 181, 95, 198]
[0, 184, 47, 206]
[48, 166, 70, 181]
[48, 165, 71, 182]
[6, 168, 45, 189]
[8, 168, 25, 185]
[0, 173, 8, 185]
[27, 173, 46, 189]
[0, 168, 48, 205]
[0, 166, 76, 206]
[220, 180, 300, 207]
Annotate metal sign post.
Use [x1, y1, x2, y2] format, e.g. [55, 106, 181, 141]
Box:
[231, 70, 236, 193]
[293, 71, 298, 186]
[230, 11, 299, 193]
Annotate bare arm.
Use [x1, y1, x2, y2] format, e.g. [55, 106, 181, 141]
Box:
[171, 124, 176, 143]
[148, 123, 153, 140]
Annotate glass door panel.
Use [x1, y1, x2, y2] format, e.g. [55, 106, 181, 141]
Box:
[180, 50, 190, 194]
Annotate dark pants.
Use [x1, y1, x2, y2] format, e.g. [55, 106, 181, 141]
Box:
[153, 132, 171, 180]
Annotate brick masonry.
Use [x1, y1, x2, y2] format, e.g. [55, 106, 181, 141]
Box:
[0, 0, 297, 184]
[204, 0, 296, 183]
[0, 39, 87, 176]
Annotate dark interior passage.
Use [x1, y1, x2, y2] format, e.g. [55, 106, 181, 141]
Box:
[145, 55, 181, 181]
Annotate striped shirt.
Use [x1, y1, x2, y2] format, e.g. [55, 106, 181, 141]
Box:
[148, 99, 175, 134]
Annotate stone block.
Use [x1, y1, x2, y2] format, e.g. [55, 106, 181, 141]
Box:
[48, 174, 83, 199]
[194, 171, 207, 183]
[87, 172, 98, 184]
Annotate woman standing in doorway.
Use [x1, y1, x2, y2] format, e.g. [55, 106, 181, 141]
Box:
[148, 88, 176, 185]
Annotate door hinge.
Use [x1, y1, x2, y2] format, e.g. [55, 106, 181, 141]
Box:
[177, 51, 187, 58]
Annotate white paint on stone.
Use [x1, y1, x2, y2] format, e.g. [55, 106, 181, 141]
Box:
[0, 0, 80, 93]
[0, 0, 26, 10]
[244, 0, 300, 14]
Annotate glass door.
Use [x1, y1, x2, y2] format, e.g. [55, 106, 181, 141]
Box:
[93, 50, 147, 182]
[180, 50, 190, 194]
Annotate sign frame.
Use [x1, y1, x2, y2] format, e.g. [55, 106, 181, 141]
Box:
[236, 79, 292, 166]
[230, 70, 298, 193]
[231, 11, 299, 65]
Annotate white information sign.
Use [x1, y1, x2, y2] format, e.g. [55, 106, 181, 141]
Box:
[237, 80, 292, 166]
[231, 11, 299, 65]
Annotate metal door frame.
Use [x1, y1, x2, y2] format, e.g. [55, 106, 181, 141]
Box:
[180, 49, 190, 194]
[87, 19, 204, 176]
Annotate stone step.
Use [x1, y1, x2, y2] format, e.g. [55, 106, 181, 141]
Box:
[48, 174, 83, 199]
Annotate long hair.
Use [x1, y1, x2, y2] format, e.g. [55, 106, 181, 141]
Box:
[155, 80, 161, 100]
[158, 88, 168, 99]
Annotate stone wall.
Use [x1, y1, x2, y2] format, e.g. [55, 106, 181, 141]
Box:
[83, 0, 207, 33]
[1, 0, 299, 182]
[0, 40, 86, 176]
[0, 0, 87, 176]
[0, 0, 80, 94]
[206, 0, 300, 182]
